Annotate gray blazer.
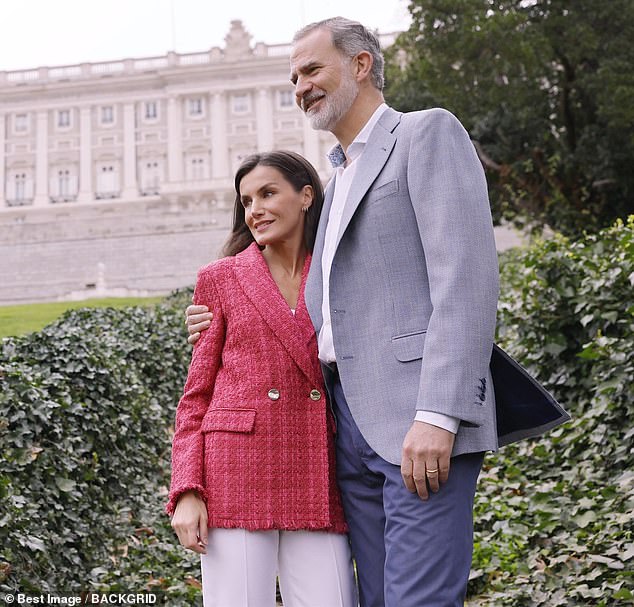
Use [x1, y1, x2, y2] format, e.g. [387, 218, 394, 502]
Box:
[305, 107, 568, 465]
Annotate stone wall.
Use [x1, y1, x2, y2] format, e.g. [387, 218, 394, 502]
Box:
[0, 198, 525, 305]
[0, 199, 233, 304]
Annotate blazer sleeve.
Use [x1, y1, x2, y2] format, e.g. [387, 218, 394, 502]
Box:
[407, 109, 499, 425]
[165, 265, 226, 515]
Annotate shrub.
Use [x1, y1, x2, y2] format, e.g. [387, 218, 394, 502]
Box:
[0, 289, 200, 602]
[470, 216, 634, 604]
[1, 218, 632, 604]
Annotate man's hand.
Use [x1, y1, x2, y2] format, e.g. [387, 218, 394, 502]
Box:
[401, 421, 455, 501]
[171, 490, 208, 554]
[185, 302, 212, 345]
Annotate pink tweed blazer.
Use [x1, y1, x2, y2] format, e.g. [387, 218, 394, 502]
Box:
[166, 243, 347, 533]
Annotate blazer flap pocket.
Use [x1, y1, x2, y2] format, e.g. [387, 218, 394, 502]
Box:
[366, 178, 399, 203]
[201, 408, 256, 433]
[391, 330, 427, 362]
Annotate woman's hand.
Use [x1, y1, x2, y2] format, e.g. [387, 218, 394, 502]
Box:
[171, 490, 209, 554]
[185, 303, 213, 345]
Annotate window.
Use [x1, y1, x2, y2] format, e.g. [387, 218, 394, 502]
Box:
[96, 164, 120, 198]
[145, 101, 158, 120]
[232, 94, 250, 114]
[57, 110, 71, 128]
[141, 161, 161, 195]
[15, 173, 26, 200]
[188, 98, 203, 117]
[6, 170, 34, 205]
[58, 170, 70, 196]
[50, 167, 78, 202]
[101, 106, 114, 124]
[278, 90, 294, 109]
[14, 114, 29, 133]
[190, 157, 206, 180]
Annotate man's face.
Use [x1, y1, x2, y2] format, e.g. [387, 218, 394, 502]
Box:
[290, 28, 359, 132]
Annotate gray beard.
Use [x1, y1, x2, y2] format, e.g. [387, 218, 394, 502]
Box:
[306, 76, 359, 132]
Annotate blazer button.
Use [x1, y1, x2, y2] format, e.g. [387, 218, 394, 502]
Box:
[309, 389, 321, 401]
[268, 388, 280, 401]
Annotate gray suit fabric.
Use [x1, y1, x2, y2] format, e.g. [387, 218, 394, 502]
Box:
[305, 106, 500, 465]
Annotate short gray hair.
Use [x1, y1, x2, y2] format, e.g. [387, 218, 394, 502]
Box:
[293, 17, 385, 91]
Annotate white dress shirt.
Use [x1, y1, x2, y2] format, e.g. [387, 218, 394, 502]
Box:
[319, 103, 460, 435]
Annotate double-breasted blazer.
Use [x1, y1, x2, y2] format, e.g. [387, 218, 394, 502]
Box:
[167, 243, 347, 533]
[305, 106, 569, 465]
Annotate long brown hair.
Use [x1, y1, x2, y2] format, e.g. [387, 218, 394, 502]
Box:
[222, 151, 324, 257]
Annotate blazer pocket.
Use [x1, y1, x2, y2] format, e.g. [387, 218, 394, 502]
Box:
[201, 408, 256, 433]
[365, 178, 399, 204]
[391, 330, 427, 362]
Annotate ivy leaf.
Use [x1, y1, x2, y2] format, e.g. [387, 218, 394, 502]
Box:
[55, 477, 76, 493]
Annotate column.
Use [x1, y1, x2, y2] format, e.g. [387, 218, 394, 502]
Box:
[210, 92, 229, 179]
[255, 87, 274, 152]
[167, 96, 183, 183]
[122, 102, 137, 198]
[33, 110, 49, 206]
[0, 113, 5, 207]
[302, 116, 320, 169]
[77, 106, 92, 202]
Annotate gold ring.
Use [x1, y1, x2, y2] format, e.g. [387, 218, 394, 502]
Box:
[426, 469, 438, 474]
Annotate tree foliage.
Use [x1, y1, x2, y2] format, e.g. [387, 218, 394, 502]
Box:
[385, 0, 634, 236]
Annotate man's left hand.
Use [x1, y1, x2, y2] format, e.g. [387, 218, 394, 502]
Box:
[401, 421, 455, 501]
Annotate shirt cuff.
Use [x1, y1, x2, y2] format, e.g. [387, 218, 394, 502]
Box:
[414, 411, 460, 434]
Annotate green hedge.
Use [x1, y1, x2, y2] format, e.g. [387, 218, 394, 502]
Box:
[0, 292, 200, 603]
[470, 216, 633, 604]
[1, 218, 632, 604]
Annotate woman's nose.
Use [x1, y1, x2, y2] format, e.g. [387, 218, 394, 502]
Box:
[250, 199, 264, 216]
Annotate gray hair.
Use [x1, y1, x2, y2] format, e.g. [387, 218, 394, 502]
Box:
[293, 17, 385, 91]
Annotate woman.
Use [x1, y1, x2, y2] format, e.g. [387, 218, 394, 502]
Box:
[166, 151, 356, 607]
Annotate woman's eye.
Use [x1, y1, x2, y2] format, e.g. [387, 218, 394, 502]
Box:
[241, 199, 251, 208]
[264, 190, 274, 197]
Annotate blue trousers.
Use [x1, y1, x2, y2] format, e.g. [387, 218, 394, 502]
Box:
[330, 375, 484, 607]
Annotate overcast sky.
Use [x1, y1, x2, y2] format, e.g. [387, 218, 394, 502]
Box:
[0, 0, 411, 72]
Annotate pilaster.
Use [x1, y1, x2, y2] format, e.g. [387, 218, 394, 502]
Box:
[122, 102, 137, 198]
[0, 114, 5, 207]
[167, 96, 183, 183]
[255, 87, 274, 152]
[211, 93, 229, 179]
[33, 110, 49, 206]
[77, 107, 92, 202]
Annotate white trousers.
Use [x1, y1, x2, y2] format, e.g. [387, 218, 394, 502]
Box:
[200, 528, 357, 607]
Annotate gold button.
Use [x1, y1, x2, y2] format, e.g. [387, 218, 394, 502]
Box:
[268, 388, 280, 401]
[309, 389, 321, 401]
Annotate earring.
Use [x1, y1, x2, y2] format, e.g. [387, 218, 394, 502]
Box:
[302, 207, 309, 213]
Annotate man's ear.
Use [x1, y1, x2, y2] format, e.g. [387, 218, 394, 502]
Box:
[353, 50, 374, 83]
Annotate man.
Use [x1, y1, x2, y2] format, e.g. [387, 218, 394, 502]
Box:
[186, 17, 568, 606]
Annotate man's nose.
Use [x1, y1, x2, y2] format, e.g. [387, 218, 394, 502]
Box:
[295, 78, 311, 106]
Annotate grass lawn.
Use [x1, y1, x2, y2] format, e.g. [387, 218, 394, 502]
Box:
[0, 297, 165, 339]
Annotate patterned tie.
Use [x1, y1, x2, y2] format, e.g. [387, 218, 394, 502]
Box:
[327, 144, 346, 168]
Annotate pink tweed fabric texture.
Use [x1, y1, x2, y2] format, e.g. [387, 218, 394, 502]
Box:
[166, 243, 347, 534]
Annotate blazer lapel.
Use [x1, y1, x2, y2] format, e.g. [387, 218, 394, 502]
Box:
[335, 108, 401, 249]
[235, 244, 317, 383]
[304, 177, 336, 331]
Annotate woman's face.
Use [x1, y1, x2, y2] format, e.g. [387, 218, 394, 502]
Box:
[239, 165, 312, 248]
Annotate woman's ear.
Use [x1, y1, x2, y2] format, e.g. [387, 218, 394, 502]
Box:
[302, 184, 314, 209]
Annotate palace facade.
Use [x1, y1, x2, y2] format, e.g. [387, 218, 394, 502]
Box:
[0, 21, 348, 214]
[0, 22, 382, 304]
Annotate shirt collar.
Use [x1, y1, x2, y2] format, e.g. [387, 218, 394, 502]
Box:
[327, 103, 389, 168]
